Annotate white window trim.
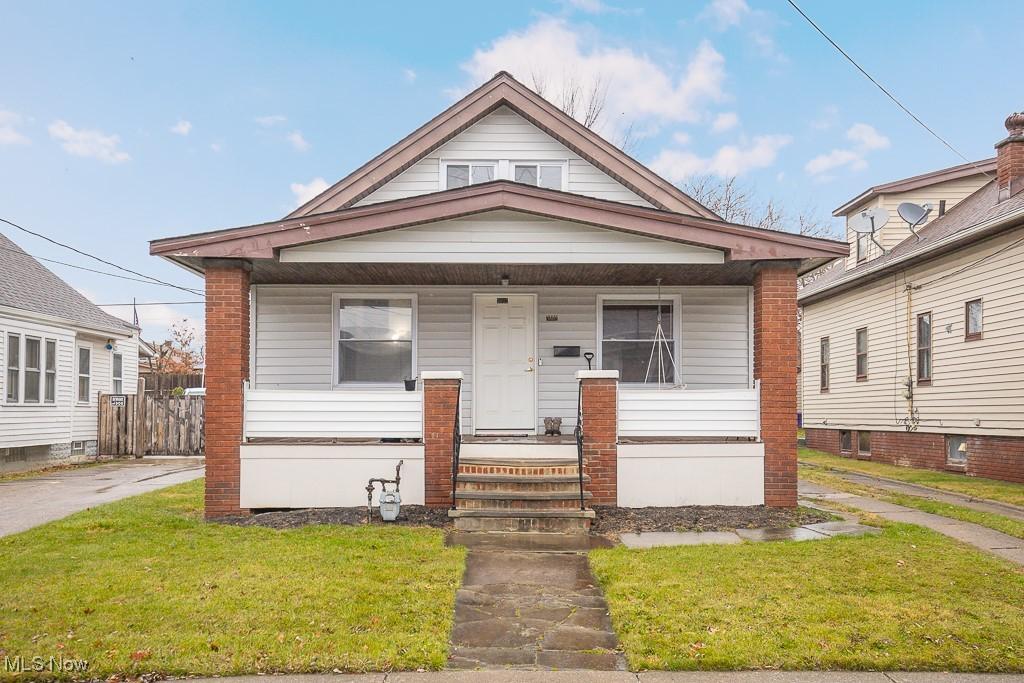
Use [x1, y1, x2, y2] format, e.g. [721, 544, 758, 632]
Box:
[112, 350, 124, 394]
[4, 331, 20, 404]
[23, 336, 41, 404]
[510, 160, 568, 191]
[595, 293, 683, 386]
[77, 343, 92, 405]
[439, 160, 498, 191]
[44, 338, 57, 404]
[331, 293, 418, 389]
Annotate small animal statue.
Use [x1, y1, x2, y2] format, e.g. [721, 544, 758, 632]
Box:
[543, 417, 563, 436]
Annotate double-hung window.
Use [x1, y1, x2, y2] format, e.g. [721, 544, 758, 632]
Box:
[6, 333, 19, 402]
[77, 346, 91, 403]
[444, 162, 496, 189]
[112, 352, 124, 394]
[599, 297, 679, 384]
[855, 327, 868, 380]
[335, 296, 415, 385]
[965, 299, 983, 340]
[24, 337, 41, 403]
[513, 162, 564, 190]
[44, 340, 56, 403]
[916, 312, 932, 384]
[819, 337, 830, 391]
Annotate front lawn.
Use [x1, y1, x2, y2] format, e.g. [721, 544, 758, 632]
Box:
[591, 522, 1024, 672]
[0, 479, 465, 679]
[799, 448, 1024, 507]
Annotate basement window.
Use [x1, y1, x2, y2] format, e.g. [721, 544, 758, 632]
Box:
[858, 431, 871, 455]
[839, 430, 852, 453]
[946, 435, 968, 466]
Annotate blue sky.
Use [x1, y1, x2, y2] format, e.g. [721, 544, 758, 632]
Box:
[0, 0, 1017, 340]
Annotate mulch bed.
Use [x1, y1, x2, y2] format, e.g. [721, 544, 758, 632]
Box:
[221, 505, 452, 529]
[589, 505, 834, 537]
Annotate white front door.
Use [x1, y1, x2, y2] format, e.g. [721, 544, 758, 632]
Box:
[473, 294, 537, 432]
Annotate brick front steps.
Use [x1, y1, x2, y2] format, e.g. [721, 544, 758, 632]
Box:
[449, 457, 596, 534]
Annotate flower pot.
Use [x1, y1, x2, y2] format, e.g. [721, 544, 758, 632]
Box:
[404, 378, 417, 391]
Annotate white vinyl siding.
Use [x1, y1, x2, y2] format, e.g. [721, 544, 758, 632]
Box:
[802, 224, 1024, 437]
[253, 285, 752, 433]
[281, 211, 724, 265]
[355, 106, 654, 207]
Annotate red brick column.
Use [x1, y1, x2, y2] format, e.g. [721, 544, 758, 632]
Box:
[204, 260, 251, 519]
[422, 372, 462, 508]
[578, 371, 618, 506]
[754, 263, 799, 507]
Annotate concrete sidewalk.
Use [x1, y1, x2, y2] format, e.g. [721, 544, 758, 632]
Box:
[799, 481, 1024, 565]
[0, 458, 203, 537]
[183, 671, 1024, 682]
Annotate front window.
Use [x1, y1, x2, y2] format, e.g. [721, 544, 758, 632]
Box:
[917, 312, 932, 383]
[24, 337, 40, 403]
[78, 346, 91, 403]
[819, 337, 829, 391]
[600, 298, 677, 384]
[336, 297, 414, 384]
[513, 163, 563, 190]
[445, 162, 496, 189]
[965, 299, 983, 340]
[44, 340, 56, 403]
[855, 327, 868, 380]
[112, 352, 124, 394]
[6, 333, 19, 402]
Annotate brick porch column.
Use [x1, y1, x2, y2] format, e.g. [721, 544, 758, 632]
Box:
[204, 260, 251, 519]
[422, 371, 463, 508]
[754, 262, 799, 507]
[577, 370, 618, 506]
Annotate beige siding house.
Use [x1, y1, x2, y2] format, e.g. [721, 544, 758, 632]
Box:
[800, 113, 1024, 484]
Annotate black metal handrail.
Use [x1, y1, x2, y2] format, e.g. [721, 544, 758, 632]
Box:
[574, 380, 586, 510]
[450, 379, 463, 510]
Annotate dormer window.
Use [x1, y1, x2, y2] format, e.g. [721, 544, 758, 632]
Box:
[445, 162, 496, 189]
[513, 163, 564, 190]
[441, 160, 566, 191]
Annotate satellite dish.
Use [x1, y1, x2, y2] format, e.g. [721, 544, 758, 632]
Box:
[849, 207, 890, 234]
[898, 202, 932, 228]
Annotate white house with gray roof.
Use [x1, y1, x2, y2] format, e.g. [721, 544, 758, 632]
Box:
[0, 232, 141, 472]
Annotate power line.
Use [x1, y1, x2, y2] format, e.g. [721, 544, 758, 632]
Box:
[786, 0, 993, 180]
[0, 243, 204, 295]
[98, 301, 205, 306]
[0, 216, 205, 296]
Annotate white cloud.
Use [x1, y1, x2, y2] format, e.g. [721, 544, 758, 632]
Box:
[711, 111, 739, 133]
[255, 114, 287, 127]
[650, 134, 792, 181]
[402, 68, 417, 83]
[0, 110, 30, 145]
[286, 130, 310, 151]
[290, 177, 329, 207]
[811, 104, 839, 131]
[702, 0, 785, 61]
[563, 0, 639, 14]
[210, 142, 223, 153]
[170, 119, 192, 136]
[703, 0, 749, 29]
[846, 122, 890, 150]
[450, 19, 726, 137]
[48, 120, 130, 163]
[805, 122, 889, 177]
[672, 131, 691, 145]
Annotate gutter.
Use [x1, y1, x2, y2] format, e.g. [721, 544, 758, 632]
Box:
[0, 304, 134, 339]
[799, 204, 1024, 305]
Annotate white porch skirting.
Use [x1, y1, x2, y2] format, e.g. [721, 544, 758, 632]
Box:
[617, 442, 764, 506]
[239, 444, 424, 508]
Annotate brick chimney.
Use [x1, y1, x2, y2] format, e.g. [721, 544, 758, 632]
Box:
[995, 112, 1024, 201]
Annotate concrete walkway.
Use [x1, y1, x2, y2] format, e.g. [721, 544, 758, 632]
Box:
[449, 550, 625, 671]
[0, 458, 204, 537]
[799, 480, 1024, 565]
[183, 671, 1024, 682]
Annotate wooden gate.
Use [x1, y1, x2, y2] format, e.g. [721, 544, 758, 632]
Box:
[98, 393, 205, 456]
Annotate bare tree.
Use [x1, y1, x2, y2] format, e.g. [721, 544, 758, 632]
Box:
[528, 71, 635, 152]
[680, 174, 838, 239]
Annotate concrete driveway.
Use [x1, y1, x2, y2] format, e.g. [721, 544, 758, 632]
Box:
[0, 458, 204, 537]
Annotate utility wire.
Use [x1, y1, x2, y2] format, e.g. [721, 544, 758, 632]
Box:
[0, 216, 204, 295]
[786, 0, 994, 180]
[0, 243, 205, 295]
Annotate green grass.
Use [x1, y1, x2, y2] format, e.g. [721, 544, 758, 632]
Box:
[799, 448, 1024, 508]
[590, 523, 1024, 672]
[0, 479, 465, 679]
[799, 466, 1024, 540]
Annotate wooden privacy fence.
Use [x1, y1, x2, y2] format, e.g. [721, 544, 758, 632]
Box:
[142, 372, 204, 396]
[98, 393, 205, 456]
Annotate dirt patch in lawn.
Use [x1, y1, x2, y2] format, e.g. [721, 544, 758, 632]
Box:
[223, 504, 452, 529]
[590, 505, 834, 538]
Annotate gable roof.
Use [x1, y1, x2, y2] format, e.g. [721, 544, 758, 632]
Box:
[801, 180, 1024, 304]
[287, 71, 717, 219]
[0, 232, 135, 336]
[833, 158, 996, 217]
[152, 180, 847, 273]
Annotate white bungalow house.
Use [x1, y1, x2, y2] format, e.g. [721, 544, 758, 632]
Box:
[152, 72, 846, 526]
[0, 232, 141, 473]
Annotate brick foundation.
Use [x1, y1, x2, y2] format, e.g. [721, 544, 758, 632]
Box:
[204, 262, 251, 519]
[804, 427, 1024, 484]
[754, 264, 799, 507]
[579, 375, 617, 505]
[423, 376, 462, 508]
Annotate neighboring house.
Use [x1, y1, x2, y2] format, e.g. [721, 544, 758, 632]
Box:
[138, 338, 157, 378]
[152, 72, 845, 521]
[0, 232, 141, 473]
[800, 112, 1024, 484]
